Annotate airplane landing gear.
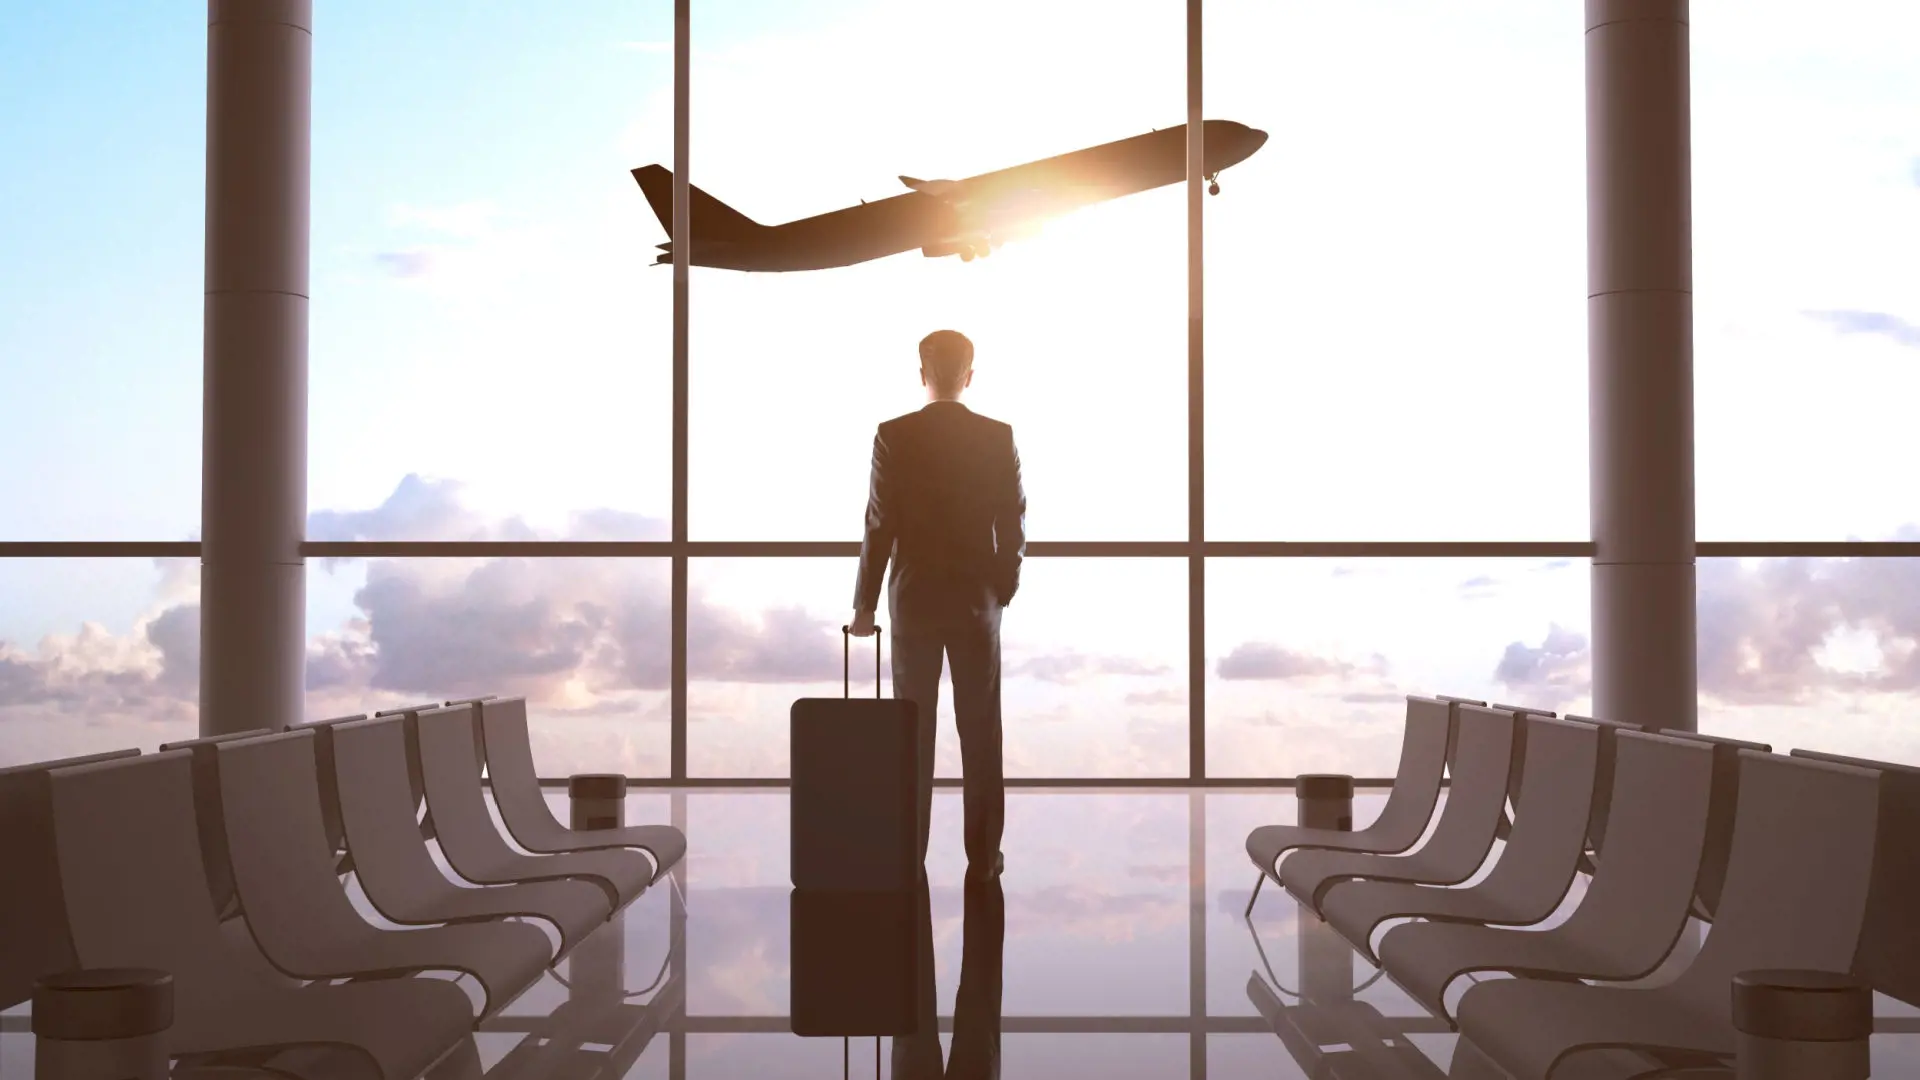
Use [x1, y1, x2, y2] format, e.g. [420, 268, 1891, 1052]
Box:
[1206, 173, 1221, 196]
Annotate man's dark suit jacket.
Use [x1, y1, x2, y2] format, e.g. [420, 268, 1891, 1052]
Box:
[853, 401, 1027, 632]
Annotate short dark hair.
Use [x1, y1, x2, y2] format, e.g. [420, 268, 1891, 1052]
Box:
[919, 329, 973, 392]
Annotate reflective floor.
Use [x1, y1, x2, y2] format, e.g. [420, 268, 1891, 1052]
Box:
[4, 790, 1917, 1079]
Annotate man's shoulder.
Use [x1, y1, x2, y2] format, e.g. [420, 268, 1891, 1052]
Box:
[966, 409, 1013, 436]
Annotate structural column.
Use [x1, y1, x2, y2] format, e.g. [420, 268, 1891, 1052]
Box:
[200, 0, 310, 736]
[1185, 0, 1207, 782]
[1586, 0, 1696, 733]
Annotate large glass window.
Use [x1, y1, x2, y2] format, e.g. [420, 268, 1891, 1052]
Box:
[1202, 0, 1588, 541]
[688, 558, 1188, 779]
[1207, 557, 1592, 778]
[0, 9, 204, 541]
[687, 0, 1187, 541]
[307, 3, 672, 539]
[307, 557, 671, 777]
[0, 559, 200, 766]
[1693, 4, 1920, 541]
[1697, 556, 1920, 765]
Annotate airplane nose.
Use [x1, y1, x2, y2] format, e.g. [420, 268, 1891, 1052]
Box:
[1246, 127, 1269, 153]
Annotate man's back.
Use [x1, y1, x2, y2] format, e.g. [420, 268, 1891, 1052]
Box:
[853, 400, 1026, 631]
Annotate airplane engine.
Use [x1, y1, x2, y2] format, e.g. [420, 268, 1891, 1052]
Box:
[922, 235, 996, 261]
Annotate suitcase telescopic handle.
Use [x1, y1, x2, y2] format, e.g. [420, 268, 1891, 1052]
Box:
[839, 625, 882, 699]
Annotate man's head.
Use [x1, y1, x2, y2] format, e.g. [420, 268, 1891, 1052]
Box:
[919, 329, 974, 400]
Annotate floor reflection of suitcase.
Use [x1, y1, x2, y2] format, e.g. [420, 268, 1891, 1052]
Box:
[789, 886, 923, 1037]
[790, 626, 925, 891]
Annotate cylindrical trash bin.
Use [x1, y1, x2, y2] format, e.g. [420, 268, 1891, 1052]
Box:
[1295, 774, 1354, 833]
[1732, 969, 1872, 1080]
[568, 773, 626, 832]
[32, 969, 173, 1080]
[568, 773, 628, 999]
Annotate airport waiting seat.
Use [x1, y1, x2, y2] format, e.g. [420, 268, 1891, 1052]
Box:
[1620, 727, 1770, 922]
[414, 704, 652, 911]
[326, 714, 614, 958]
[1319, 715, 1600, 963]
[1452, 751, 1883, 1080]
[1557, 714, 1647, 874]
[296, 713, 370, 873]
[477, 697, 687, 882]
[157, 730, 274, 922]
[214, 729, 553, 1019]
[44, 751, 482, 1080]
[1790, 747, 1920, 1008]
[0, 749, 141, 1012]
[1375, 729, 1715, 1023]
[1281, 704, 1517, 914]
[1244, 696, 1454, 904]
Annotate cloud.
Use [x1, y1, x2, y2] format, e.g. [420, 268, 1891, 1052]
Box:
[1011, 650, 1170, 685]
[374, 250, 436, 279]
[1487, 545, 1920, 711]
[1492, 623, 1590, 708]
[1804, 309, 1920, 350]
[616, 40, 671, 54]
[1, 479, 834, 733]
[1459, 574, 1501, 598]
[1341, 690, 1407, 705]
[1125, 687, 1185, 706]
[1217, 643, 1358, 682]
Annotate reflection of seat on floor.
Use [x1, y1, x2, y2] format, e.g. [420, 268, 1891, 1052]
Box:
[1247, 972, 1444, 1080]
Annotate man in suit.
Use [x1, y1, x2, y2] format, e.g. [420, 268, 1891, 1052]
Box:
[848, 329, 1025, 879]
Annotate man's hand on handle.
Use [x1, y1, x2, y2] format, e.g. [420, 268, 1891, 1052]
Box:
[847, 609, 877, 637]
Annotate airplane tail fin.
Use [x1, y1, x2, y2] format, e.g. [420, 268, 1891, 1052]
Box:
[630, 165, 763, 242]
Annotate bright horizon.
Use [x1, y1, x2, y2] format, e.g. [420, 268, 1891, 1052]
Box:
[4, 1, 1920, 775]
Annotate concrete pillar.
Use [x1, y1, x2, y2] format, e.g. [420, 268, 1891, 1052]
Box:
[1586, 0, 1696, 734]
[200, 0, 311, 736]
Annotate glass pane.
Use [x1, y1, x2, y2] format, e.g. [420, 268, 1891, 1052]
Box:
[687, 1, 1186, 541]
[1207, 558, 1592, 778]
[307, 3, 671, 538]
[1693, 4, 1920, 540]
[688, 558, 1188, 778]
[1697, 556, 1920, 765]
[0, 9, 202, 540]
[307, 558, 669, 777]
[1203, 0, 1587, 540]
[0, 558, 200, 766]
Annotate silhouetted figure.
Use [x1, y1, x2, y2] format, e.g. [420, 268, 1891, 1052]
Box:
[849, 330, 1026, 878]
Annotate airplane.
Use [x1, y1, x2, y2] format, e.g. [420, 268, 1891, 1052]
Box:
[630, 119, 1268, 272]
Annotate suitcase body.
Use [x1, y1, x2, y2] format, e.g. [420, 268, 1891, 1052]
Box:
[790, 626, 926, 891]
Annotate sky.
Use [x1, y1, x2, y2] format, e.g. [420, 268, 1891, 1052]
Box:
[3, 1, 1920, 775]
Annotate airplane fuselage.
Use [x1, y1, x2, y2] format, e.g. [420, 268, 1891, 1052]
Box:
[639, 120, 1267, 271]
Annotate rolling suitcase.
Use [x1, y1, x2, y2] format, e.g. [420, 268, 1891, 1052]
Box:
[790, 625, 926, 890]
